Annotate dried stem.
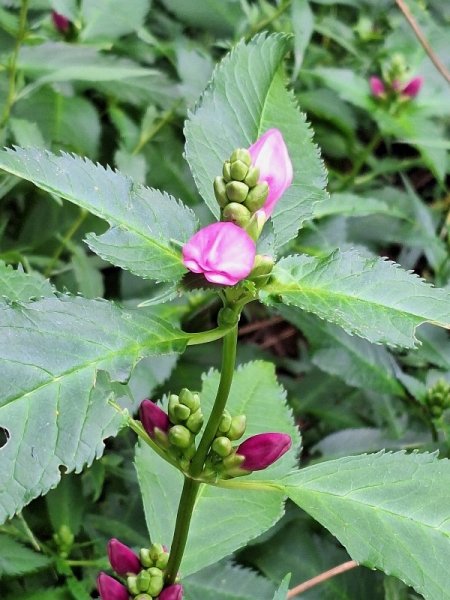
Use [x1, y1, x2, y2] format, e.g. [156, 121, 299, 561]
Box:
[287, 560, 359, 598]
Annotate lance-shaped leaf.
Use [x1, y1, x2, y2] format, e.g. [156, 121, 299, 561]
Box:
[0, 147, 197, 283]
[0, 295, 189, 524]
[261, 250, 450, 348]
[283, 452, 450, 600]
[185, 33, 327, 249]
[0, 261, 54, 302]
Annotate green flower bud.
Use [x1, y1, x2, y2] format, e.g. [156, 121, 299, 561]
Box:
[227, 415, 247, 441]
[135, 595, 152, 600]
[225, 181, 249, 203]
[223, 202, 251, 227]
[244, 182, 269, 212]
[185, 409, 204, 434]
[137, 570, 151, 592]
[218, 410, 232, 434]
[149, 543, 164, 561]
[169, 425, 194, 449]
[148, 567, 163, 578]
[155, 552, 169, 569]
[214, 176, 228, 208]
[183, 444, 196, 459]
[230, 148, 251, 166]
[222, 452, 245, 470]
[139, 548, 153, 568]
[230, 159, 249, 181]
[245, 210, 266, 241]
[148, 571, 164, 596]
[127, 575, 140, 595]
[173, 403, 191, 421]
[249, 255, 274, 280]
[179, 388, 201, 412]
[168, 394, 181, 424]
[212, 436, 233, 457]
[217, 307, 240, 328]
[244, 165, 260, 187]
[223, 161, 232, 182]
[154, 428, 170, 448]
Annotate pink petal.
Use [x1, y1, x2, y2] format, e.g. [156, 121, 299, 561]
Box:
[402, 76, 423, 98]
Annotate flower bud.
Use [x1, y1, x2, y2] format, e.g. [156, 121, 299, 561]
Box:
[218, 410, 232, 434]
[179, 389, 200, 412]
[223, 161, 232, 182]
[212, 436, 233, 457]
[52, 11, 70, 33]
[148, 573, 164, 596]
[226, 181, 249, 203]
[244, 166, 260, 188]
[155, 552, 169, 569]
[97, 573, 129, 600]
[236, 433, 292, 471]
[127, 575, 140, 595]
[107, 538, 141, 576]
[249, 255, 274, 283]
[139, 548, 153, 568]
[223, 202, 251, 227]
[140, 400, 170, 440]
[244, 183, 269, 213]
[169, 425, 194, 449]
[137, 570, 151, 592]
[227, 415, 247, 441]
[401, 76, 423, 98]
[369, 76, 385, 98]
[230, 148, 252, 166]
[182, 222, 256, 286]
[173, 403, 191, 421]
[135, 595, 152, 600]
[245, 210, 266, 241]
[185, 409, 204, 434]
[159, 584, 184, 600]
[213, 177, 228, 207]
[149, 543, 164, 561]
[248, 129, 293, 218]
[230, 159, 249, 181]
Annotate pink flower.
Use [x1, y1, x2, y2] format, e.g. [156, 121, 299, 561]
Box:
[52, 11, 70, 33]
[369, 76, 385, 97]
[97, 573, 129, 600]
[107, 538, 141, 576]
[140, 400, 170, 439]
[237, 433, 292, 471]
[248, 129, 293, 218]
[182, 222, 256, 285]
[401, 76, 423, 98]
[159, 584, 184, 600]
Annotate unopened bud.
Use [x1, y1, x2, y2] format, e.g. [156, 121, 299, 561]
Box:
[227, 415, 247, 441]
[179, 389, 200, 412]
[237, 433, 292, 471]
[223, 161, 232, 182]
[135, 595, 152, 600]
[230, 159, 249, 181]
[212, 436, 233, 457]
[160, 583, 184, 600]
[97, 573, 129, 600]
[108, 538, 141, 576]
[156, 552, 169, 569]
[185, 409, 204, 434]
[137, 570, 151, 592]
[127, 575, 140, 595]
[139, 548, 153, 567]
[226, 181, 249, 203]
[222, 452, 245, 470]
[230, 148, 252, 166]
[140, 400, 170, 441]
[169, 425, 194, 449]
[149, 543, 164, 561]
[148, 574, 164, 596]
[173, 403, 191, 421]
[245, 210, 266, 241]
[244, 182, 269, 212]
[223, 202, 251, 227]
[213, 176, 228, 207]
[244, 165, 260, 187]
[218, 410, 232, 434]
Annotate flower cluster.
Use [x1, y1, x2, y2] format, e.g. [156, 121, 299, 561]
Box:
[97, 540, 183, 600]
[370, 75, 423, 100]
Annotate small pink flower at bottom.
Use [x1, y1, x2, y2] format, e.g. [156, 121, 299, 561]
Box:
[97, 573, 129, 600]
[159, 583, 184, 600]
[107, 538, 141, 576]
[182, 222, 256, 285]
[52, 11, 70, 32]
[237, 433, 292, 471]
[402, 76, 423, 98]
[369, 76, 386, 97]
[140, 399, 170, 439]
[248, 129, 293, 218]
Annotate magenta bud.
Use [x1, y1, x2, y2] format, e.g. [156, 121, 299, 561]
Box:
[237, 433, 292, 471]
[107, 538, 141, 576]
[52, 11, 70, 32]
[369, 76, 385, 97]
[159, 584, 184, 600]
[140, 399, 170, 439]
[97, 573, 129, 600]
[402, 76, 423, 98]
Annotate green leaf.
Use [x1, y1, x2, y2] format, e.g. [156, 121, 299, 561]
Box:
[283, 452, 450, 600]
[160, 0, 243, 35]
[0, 295, 188, 523]
[0, 262, 54, 302]
[416, 324, 450, 370]
[314, 193, 409, 221]
[272, 574, 291, 600]
[0, 147, 197, 283]
[185, 33, 327, 248]
[136, 361, 300, 576]
[261, 250, 450, 348]
[0, 535, 52, 576]
[80, 0, 150, 42]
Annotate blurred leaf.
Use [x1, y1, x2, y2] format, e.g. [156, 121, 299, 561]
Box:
[160, 0, 243, 35]
[80, 0, 150, 42]
[9, 118, 46, 148]
[291, 0, 314, 78]
[45, 473, 85, 536]
[0, 536, 52, 576]
[272, 574, 291, 600]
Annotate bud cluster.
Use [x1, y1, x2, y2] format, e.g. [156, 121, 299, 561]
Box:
[203, 410, 247, 479]
[214, 148, 268, 228]
[425, 379, 450, 420]
[98, 539, 183, 600]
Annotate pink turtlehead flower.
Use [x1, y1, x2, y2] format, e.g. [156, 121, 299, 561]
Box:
[140, 400, 170, 439]
[107, 538, 141, 576]
[52, 11, 70, 32]
[369, 76, 385, 97]
[402, 76, 423, 98]
[182, 222, 256, 285]
[237, 432, 292, 471]
[159, 584, 184, 600]
[97, 573, 129, 600]
[248, 128, 293, 218]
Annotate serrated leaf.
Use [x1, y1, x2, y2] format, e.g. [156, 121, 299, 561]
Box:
[0, 262, 54, 302]
[261, 250, 450, 348]
[0, 535, 52, 576]
[136, 361, 300, 576]
[272, 574, 291, 600]
[0, 296, 188, 523]
[284, 452, 450, 600]
[0, 147, 197, 283]
[184, 33, 327, 249]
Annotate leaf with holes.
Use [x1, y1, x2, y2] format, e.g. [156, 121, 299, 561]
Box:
[0, 295, 188, 524]
[184, 33, 327, 249]
[261, 250, 450, 348]
[0, 147, 197, 284]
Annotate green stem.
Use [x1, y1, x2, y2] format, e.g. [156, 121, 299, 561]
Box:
[44, 209, 88, 277]
[0, 0, 29, 130]
[165, 477, 200, 584]
[17, 512, 41, 552]
[190, 325, 238, 477]
[246, 0, 292, 39]
[336, 131, 382, 191]
[132, 101, 181, 155]
[187, 325, 233, 346]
